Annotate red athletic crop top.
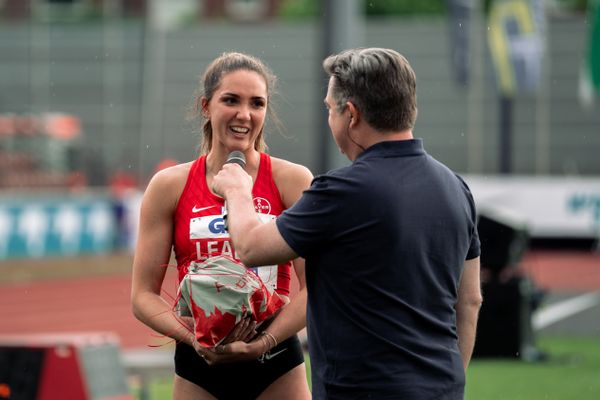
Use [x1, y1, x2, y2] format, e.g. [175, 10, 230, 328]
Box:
[173, 153, 292, 296]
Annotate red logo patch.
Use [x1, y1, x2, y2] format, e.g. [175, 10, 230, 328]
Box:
[253, 197, 271, 214]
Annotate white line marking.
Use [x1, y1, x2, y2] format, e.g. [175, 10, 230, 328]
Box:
[532, 292, 600, 330]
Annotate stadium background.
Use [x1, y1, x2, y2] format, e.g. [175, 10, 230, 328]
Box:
[1, 1, 599, 399]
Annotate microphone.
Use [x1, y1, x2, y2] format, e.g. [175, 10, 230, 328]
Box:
[225, 150, 246, 169]
[223, 151, 246, 231]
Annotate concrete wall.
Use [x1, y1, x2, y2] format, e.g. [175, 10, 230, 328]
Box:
[1, 15, 598, 185]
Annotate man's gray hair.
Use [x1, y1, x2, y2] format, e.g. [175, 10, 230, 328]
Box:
[323, 48, 418, 132]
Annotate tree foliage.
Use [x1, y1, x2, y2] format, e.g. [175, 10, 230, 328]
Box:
[365, 0, 446, 16]
[279, 0, 446, 18]
[278, 0, 591, 19]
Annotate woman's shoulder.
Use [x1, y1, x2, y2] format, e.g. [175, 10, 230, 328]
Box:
[144, 161, 195, 206]
[150, 161, 194, 186]
[269, 156, 313, 183]
[268, 156, 313, 207]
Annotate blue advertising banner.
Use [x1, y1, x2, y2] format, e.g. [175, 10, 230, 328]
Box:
[0, 197, 117, 259]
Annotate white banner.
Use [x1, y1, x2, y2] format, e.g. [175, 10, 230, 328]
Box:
[465, 175, 600, 238]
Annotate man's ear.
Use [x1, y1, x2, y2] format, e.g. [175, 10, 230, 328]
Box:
[346, 102, 359, 127]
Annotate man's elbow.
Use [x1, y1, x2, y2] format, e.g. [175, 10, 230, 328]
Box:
[457, 291, 483, 314]
[235, 243, 261, 267]
[466, 292, 483, 312]
[473, 289, 483, 305]
[236, 248, 254, 266]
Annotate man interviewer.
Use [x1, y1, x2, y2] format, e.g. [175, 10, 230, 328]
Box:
[206, 47, 482, 400]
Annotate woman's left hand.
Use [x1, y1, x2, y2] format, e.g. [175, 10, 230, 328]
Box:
[221, 315, 257, 344]
[194, 339, 265, 365]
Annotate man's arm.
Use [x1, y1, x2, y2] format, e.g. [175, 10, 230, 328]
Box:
[455, 256, 483, 369]
[214, 163, 298, 266]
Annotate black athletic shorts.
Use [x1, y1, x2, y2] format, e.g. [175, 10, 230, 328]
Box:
[174, 334, 305, 399]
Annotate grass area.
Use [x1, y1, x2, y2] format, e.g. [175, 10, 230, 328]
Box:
[130, 336, 600, 399]
[465, 336, 600, 400]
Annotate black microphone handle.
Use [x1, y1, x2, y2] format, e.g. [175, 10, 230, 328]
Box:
[225, 150, 246, 168]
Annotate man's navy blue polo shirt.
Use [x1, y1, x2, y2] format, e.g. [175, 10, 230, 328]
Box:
[277, 139, 480, 400]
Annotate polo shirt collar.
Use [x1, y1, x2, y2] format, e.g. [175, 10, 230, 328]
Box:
[356, 138, 425, 162]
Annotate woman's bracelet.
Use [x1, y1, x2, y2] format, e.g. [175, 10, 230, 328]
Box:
[259, 334, 270, 355]
[257, 331, 279, 363]
[260, 331, 278, 351]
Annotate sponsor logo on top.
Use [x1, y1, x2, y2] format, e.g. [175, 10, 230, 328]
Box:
[192, 205, 217, 213]
[253, 197, 271, 214]
[190, 216, 227, 238]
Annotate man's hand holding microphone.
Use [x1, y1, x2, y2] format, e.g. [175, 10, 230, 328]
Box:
[214, 151, 253, 215]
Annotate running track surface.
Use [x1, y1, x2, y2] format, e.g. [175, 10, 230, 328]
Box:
[1, 250, 598, 350]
